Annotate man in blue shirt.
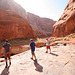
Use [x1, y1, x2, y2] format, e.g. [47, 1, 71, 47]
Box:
[30, 39, 37, 61]
[1, 39, 11, 68]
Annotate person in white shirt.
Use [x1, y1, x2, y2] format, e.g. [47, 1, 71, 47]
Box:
[46, 38, 51, 53]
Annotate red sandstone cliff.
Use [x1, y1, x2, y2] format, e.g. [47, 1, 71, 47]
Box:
[27, 13, 56, 37]
[52, 0, 75, 37]
[0, 9, 36, 41]
[0, 0, 56, 37]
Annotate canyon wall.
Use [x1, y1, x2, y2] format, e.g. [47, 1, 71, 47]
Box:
[0, 0, 56, 37]
[27, 13, 56, 37]
[52, 0, 75, 37]
[0, 9, 36, 41]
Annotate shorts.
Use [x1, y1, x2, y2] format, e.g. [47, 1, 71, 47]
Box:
[31, 51, 35, 55]
[5, 52, 10, 60]
[46, 46, 50, 49]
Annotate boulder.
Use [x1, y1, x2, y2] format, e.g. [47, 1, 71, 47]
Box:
[35, 42, 46, 48]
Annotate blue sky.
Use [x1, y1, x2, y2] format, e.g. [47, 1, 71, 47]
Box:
[14, 0, 69, 21]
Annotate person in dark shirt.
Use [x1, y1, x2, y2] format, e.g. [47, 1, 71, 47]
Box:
[1, 39, 11, 68]
[30, 39, 37, 61]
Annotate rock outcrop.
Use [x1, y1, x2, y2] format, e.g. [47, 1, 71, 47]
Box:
[0, 44, 75, 75]
[52, 0, 75, 37]
[0, 0, 56, 37]
[0, 9, 36, 41]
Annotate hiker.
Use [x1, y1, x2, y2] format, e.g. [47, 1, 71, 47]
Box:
[1, 39, 11, 68]
[30, 39, 37, 61]
[46, 38, 51, 53]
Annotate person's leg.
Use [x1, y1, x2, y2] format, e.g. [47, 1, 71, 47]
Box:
[8, 53, 11, 65]
[46, 46, 48, 53]
[32, 55, 34, 59]
[50, 49, 51, 53]
[34, 55, 36, 60]
[9, 59, 11, 65]
[33, 51, 37, 60]
[31, 51, 33, 59]
[5, 59, 8, 68]
[49, 46, 51, 53]
[31, 51, 37, 60]
[5, 54, 8, 68]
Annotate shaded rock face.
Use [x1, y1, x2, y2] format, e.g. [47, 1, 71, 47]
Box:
[27, 13, 56, 37]
[0, 0, 56, 37]
[0, 9, 36, 41]
[52, 0, 75, 37]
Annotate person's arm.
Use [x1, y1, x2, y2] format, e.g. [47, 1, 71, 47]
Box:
[0, 49, 1, 55]
[9, 43, 11, 54]
[9, 46, 11, 54]
[49, 41, 51, 46]
[0, 47, 4, 55]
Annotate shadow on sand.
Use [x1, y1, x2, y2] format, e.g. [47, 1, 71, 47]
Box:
[34, 60, 43, 72]
[0, 66, 10, 75]
[50, 52, 59, 56]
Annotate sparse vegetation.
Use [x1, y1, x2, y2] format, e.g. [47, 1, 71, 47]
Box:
[0, 38, 37, 47]
[0, 33, 75, 47]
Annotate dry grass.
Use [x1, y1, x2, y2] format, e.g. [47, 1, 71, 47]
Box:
[0, 38, 37, 47]
[0, 33, 75, 47]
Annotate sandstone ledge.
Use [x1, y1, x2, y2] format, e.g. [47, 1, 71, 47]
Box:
[0, 44, 75, 75]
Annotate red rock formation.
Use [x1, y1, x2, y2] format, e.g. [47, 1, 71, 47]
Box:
[27, 13, 56, 37]
[52, 0, 75, 37]
[0, 9, 36, 41]
[0, 0, 56, 37]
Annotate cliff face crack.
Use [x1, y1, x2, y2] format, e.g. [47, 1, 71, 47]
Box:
[64, 61, 69, 65]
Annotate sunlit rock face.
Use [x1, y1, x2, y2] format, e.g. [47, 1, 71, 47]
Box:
[0, 9, 36, 41]
[52, 0, 75, 37]
[0, 0, 56, 37]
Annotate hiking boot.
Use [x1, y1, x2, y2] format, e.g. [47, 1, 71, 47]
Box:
[50, 51, 51, 53]
[9, 62, 11, 66]
[46, 51, 48, 53]
[5, 62, 8, 68]
[5, 65, 8, 68]
[31, 57, 33, 60]
[34, 59, 37, 62]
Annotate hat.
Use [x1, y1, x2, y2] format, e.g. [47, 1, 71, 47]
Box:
[30, 39, 33, 41]
[5, 39, 8, 42]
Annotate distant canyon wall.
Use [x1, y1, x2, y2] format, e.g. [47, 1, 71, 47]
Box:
[27, 13, 56, 37]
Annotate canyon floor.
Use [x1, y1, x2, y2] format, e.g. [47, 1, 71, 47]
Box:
[0, 43, 75, 75]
